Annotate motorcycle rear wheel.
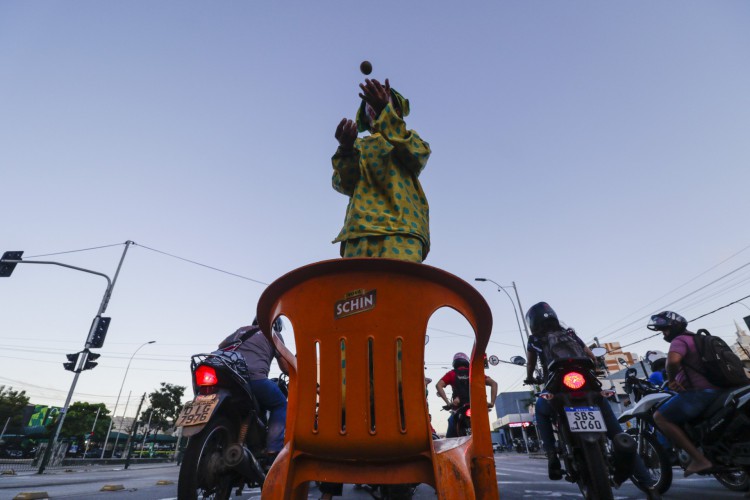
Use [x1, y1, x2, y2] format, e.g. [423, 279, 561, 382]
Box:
[178, 416, 239, 500]
[577, 439, 614, 500]
[713, 469, 750, 491]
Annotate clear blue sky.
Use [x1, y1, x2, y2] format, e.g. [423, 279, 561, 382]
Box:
[2, 1, 749, 433]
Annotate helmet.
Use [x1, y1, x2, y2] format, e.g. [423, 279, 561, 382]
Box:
[452, 352, 470, 369]
[525, 302, 561, 336]
[647, 311, 687, 341]
[650, 357, 667, 373]
[252, 316, 284, 334]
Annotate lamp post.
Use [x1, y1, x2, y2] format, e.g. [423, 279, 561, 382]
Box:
[0, 242, 133, 474]
[101, 340, 155, 458]
[475, 278, 528, 352]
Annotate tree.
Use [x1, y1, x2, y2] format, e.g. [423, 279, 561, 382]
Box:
[48, 402, 110, 445]
[145, 383, 185, 434]
[0, 385, 30, 431]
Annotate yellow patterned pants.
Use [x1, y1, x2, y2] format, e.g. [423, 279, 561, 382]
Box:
[341, 234, 423, 263]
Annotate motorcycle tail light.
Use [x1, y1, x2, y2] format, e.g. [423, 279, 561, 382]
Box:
[196, 365, 218, 386]
[466, 408, 472, 417]
[563, 371, 585, 390]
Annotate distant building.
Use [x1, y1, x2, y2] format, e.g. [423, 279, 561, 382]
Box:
[491, 391, 536, 446]
[732, 321, 750, 371]
[588, 341, 639, 374]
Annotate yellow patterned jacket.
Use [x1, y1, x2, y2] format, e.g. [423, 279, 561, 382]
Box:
[331, 103, 431, 259]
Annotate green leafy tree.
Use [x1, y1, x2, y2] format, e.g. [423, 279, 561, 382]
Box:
[144, 383, 185, 435]
[0, 385, 30, 431]
[48, 402, 111, 445]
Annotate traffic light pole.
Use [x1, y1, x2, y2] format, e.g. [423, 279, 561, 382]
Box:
[27, 241, 134, 474]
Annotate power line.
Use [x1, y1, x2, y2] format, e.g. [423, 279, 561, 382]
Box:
[132, 242, 268, 286]
[597, 258, 750, 342]
[24, 242, 127, 259]
[592, 243, 750, 337]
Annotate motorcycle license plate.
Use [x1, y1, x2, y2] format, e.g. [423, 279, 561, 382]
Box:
[564, 406, 606, 433]
[176, 394, 219, 427]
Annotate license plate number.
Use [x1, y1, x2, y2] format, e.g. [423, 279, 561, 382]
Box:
[564, 406, 606, 433]
[176, 394, 219, 427]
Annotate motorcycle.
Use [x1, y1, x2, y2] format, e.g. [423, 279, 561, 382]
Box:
[530, 356, 637, 500]
[176, 342, 288, 499]
[619, 367, 750, 493]
[442, 402, 472, 437]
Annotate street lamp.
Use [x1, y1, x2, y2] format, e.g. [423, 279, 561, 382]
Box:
[475, 278, 529, 352]
[0, 242, 133, 473]
[101, 340, 156, 459]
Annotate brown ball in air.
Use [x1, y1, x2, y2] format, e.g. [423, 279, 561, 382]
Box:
[360, 61, 372, 75]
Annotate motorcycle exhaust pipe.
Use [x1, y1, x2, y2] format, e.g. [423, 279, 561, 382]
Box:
[611, 433, 637, 486]
[224, 443, 265, 483]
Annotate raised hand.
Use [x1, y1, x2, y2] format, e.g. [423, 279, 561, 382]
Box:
[335, 118, 357, 151]
[358, 78, 391, 117]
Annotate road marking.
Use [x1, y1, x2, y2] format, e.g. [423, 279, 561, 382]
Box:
[497, 467, 549, 475]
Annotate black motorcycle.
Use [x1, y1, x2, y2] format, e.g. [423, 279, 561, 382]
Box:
[442, 402, 472, 437]
[619, 368, 750, 493]
[531, 357, 638, 500]
[176, 344, 287, 499]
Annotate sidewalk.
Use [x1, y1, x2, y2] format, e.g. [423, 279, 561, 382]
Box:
[0, 462, 176, 488]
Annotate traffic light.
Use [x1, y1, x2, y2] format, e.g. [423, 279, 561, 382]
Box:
[64, 353, 79, 372]
[82, 351, 101, 371]
[0, 251, 23, 278]
[88, 316, 111, 348]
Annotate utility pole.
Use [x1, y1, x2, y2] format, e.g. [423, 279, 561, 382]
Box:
[84, 406, 101, 456]
[123, 393, 146, 470]
[512, 281, 531, 341]
[111, 391, 132, 457]
[33, 241, 133, 474]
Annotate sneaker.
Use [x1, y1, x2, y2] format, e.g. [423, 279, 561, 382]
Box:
[547, 452, 563, 480]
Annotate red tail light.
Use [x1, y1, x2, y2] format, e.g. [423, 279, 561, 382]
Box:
[466, 408, 472, 417]
[563, 371, 585, 390]
[196, 365, 218, 386]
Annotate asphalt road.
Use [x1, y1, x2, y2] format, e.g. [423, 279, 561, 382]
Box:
[0, 455, 746, 499]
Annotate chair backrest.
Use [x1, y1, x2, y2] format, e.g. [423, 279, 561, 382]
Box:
[256, 258, 494, 462]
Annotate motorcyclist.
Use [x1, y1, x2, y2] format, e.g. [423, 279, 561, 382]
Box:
[648, 311, 720, 477]
[436, 352, 498, 438]
[218, 317, 289, 462]
[648, 355, 667, 387]
[523, 302, 661, 499]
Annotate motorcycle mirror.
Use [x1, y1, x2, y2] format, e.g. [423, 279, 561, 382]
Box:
[510, 356, 526, 366]
[591, 347, 607, 358]
[488, 355, 500, 366]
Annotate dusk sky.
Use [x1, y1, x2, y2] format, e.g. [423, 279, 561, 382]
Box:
[2, 1, 749, 433]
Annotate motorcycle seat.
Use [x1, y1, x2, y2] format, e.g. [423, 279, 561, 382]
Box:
[547, 357, 594, 373]
[694, 386, 750, 421]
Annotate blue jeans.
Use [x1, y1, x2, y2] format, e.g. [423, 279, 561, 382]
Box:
[248, 378, 287, 452]
[535, 397, 655, 487]
[657, 389, 720, 424]
[446, 412, 458, 438]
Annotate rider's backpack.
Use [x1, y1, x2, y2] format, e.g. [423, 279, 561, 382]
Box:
[689, 329, 750, 388]
[451, 366, 471, 404]
[542, 329, 588, 365]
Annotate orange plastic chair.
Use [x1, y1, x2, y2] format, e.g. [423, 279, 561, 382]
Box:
[256, 258, 498, 500]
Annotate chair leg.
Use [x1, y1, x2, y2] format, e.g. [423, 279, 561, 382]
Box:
[433, 448, 476, 500]
[261, 446, 299, 499]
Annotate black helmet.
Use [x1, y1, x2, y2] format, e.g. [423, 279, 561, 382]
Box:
[525, 302, 561, 336]
[647, 311, 687, 341]
[252, 316, 284, 334]
[650, 357, 667, 373]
